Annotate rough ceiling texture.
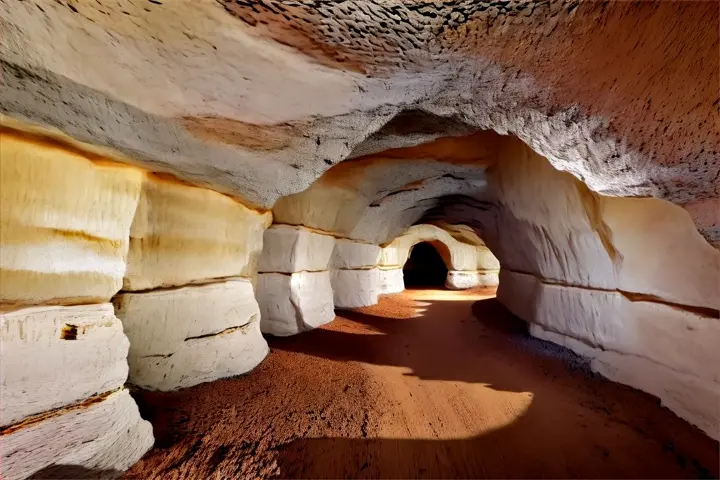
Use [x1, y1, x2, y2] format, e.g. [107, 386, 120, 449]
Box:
[1, 2, 719, 478]
[1, 1, 717, 242]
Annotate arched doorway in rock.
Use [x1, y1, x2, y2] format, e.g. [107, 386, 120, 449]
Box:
[403, 241, 450, 287]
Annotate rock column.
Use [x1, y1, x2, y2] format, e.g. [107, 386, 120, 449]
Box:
[256, 225, 336, 335]
[0, 128, 153, 479]
[113, 175, 271, 391]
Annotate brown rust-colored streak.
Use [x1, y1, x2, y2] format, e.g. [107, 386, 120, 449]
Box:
[220, 1, 368, 73]
[0, 389, 120, 436]
[179, 115, 301, 151]
[319, 131, 501, 189]
[575, 183, 620, 263]
[438, 1, 719, 168]
[618, 291, 720, 320]
[348, 131, 502, 166]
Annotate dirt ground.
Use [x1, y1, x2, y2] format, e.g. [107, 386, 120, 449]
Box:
[125, 288, 719, 479]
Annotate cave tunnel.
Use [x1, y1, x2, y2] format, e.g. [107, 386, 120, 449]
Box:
[403, 242, 449, 287]
[1, 1, 719, 480]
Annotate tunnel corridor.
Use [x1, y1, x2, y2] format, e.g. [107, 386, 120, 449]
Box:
[402, 242, 449, 287]
[1, 2, 718, 479]
[126, 288, 718, 479]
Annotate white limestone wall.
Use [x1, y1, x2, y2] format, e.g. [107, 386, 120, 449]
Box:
[256, 225, 336, 335]
[0, 128, 153, 479]
[118, 175, 272, 390]
[489, 139, 720, 440]
[331, 268, 381, 308]
[445, 270, 500, 289]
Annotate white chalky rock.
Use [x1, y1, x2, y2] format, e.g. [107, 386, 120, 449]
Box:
[498, 269, 720, 439]
[0, 389, 153, 480]
[0, 304, 130, 427]
[532, 323, 720, 442]
[124, 175, 271, 291]
[332, 268, 380, 308]
[378, 267, 405, 295]
[445, 270, 499, 289]
[257, 271, 335, 336]
[113, 279, 267, 391]
[331, 239, 381, 269]
[0, 131, 143, 306]
[258, 225, 335, 273]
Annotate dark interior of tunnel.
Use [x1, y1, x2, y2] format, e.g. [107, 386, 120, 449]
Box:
[403, 242, 448, 287]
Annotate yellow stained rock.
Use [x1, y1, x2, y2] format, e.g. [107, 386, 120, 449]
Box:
[123, 175, 272, 291]
[0, 132, 143, 306]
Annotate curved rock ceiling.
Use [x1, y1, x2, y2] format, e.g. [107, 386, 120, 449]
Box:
[0, 1, 718, 478]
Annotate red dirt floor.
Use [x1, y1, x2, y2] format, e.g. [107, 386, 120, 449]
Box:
[125, 288, 719, 479]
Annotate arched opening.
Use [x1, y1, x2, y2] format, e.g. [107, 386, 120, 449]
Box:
[403, 241, 449, 287]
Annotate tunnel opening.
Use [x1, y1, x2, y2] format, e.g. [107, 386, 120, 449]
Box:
[403, 242, 449, 287]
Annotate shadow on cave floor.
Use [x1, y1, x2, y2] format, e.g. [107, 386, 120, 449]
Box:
[125, 288, 719, 480]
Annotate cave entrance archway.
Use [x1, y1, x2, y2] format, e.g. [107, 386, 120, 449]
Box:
[403, 241, 450, 287]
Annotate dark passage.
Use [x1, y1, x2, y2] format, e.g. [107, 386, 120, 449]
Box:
[403, 242, 448, 286]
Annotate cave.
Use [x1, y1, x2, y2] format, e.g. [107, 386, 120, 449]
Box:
[403, 242, 449, 287]
[0, 1, 718, 479]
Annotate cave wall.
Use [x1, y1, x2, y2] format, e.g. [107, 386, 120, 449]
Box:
[0, 121, 273, 478]
[1, 0, 718, 477]
[256, 225, 336, 336]
[114, 174, 271, 391]
[0, 126, 153, 478]
[483, 137, 720, 438]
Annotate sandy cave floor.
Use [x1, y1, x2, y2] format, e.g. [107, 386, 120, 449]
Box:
[125, 288, 719, 479]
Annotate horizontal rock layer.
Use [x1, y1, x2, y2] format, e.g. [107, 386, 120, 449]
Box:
[125, 175, 271, 291]
[331, 239, 381, 270]
[378, 267, 405, 295]
[445, 270, 500, 290]
[258, 225, 335, 273]
[114, 279, 267, 391]
[0, 130, 142, 306]
[332, 268, 380, 309]
[498, 269, 720, 439]
[257, 271, 335, 336]
[0, 389, 153, 480]
[0, 304, 130, 427]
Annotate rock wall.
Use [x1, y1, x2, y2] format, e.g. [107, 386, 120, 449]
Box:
[0, 127, 153, 479]
[330, 240, 383, 308]
[1, 1, 718, 475]
[484, 137, 720, 439]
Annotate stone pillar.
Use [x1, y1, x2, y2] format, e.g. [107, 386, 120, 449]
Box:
[256, 225, 336, 335]
[331, 239, 382, 308]
[0, 128, 153, 479]
[113, 174, 271, 391]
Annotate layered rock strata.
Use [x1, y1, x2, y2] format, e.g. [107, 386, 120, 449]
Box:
[256, 225, 336, 335]
[0, 128, 153, 479]
[483, 137, 720, 439]
[116, 174, 271, 390]
[330, 239, 383, 308]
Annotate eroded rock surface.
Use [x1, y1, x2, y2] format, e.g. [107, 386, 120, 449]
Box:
[0, 1, 718, 477]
